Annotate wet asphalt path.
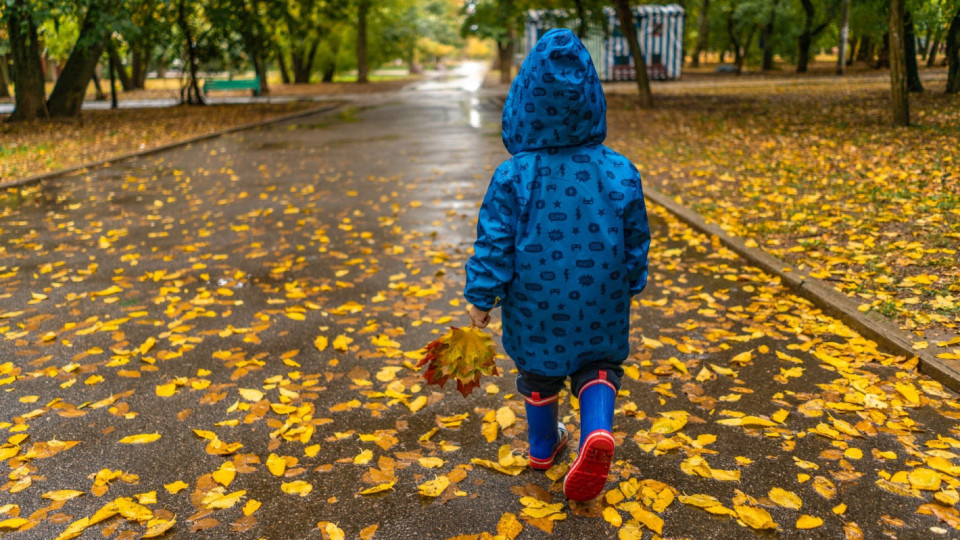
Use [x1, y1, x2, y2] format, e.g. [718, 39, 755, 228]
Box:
[1, 64, 959, 540]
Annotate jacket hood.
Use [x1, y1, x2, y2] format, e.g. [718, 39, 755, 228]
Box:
[502, 28, 606, 155]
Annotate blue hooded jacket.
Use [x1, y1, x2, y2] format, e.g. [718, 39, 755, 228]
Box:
[464, 29, 651, 377]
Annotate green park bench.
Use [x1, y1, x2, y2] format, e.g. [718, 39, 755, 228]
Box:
[203, 76, 262, 97]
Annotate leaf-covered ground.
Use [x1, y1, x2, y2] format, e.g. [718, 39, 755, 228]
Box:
[2, 75, 960, 539]
[0, 102, 321, 183]
[606, 71, 960, 350]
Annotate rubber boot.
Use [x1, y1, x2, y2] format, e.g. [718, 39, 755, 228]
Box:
[563, 372, 616, 501]
[524, 392, 568, 470]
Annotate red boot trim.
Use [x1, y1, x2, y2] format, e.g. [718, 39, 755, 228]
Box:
[563, 429, 615, 501]
[577, 375, 617, 399]
[524, 392, 559, 406]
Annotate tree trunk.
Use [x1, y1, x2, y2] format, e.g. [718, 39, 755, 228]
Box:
[108, 48, 118, 109]
[92, 70, 106, 100]
[947, 8, 960, 94]
[291, 38, 319, 84]
[574, 0, 588, 38]
[797, 0, 815, 73]
[106, 40, 133, 91]
[131, 46, 148, 89]
[498, 28, 516, 85]
[6, 0, 48, 121]
[927, 27, 943, 67]
[323, 38, 341, 82]
[837, 0, 850, 74]
[276, 47, 291, 84]
[730, 16, 757, 76]
[848, 34, 859, 65]
[614, 0, 653, 108]
[0, 55, 10, 99]
[357, 0, 369, 83]
[47, 0, 114, 117]
[876, 33, 890, 68]
[691, 0, 709, 67]
[797, 32, 811, 72]
[905, 10, 923, 92]
[292, 51, 309, 83]
[761, 0, 779, 71]
[857, 35, 872, 63]
[304, 39, 320, 80]
[177, 0, 205, 105]
[889, 0, 909, 125]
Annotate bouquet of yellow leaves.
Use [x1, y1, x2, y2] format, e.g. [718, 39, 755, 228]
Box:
[417, 326, 498, 397]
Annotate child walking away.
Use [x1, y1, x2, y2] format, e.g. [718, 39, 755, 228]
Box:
[464, 28, 651, 502]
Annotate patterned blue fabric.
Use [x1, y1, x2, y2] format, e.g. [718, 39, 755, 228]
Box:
[465, 28, 651, 377]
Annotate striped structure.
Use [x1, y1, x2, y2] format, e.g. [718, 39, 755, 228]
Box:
[524, 5, 685, 81]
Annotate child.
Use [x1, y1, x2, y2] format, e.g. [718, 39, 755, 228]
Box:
[464, 28, 651, 502]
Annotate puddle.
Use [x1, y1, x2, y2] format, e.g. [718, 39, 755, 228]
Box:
[251, 141, 304, 151]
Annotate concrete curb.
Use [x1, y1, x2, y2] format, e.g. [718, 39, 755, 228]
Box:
[0, 102, 345, 191]
[643, 185, 960, 393]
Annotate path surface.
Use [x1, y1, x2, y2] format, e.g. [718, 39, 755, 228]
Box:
[1, 62, 959, 540]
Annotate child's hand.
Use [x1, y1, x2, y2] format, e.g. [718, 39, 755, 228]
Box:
[467, 305, 491, 329]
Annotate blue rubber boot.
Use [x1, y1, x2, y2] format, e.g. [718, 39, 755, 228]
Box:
[524, 392, 568, 470]
[564, 372, 616, 501]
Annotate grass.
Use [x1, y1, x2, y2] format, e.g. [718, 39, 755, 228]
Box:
[0, 101, 322, 183]
[605, 68, 960, 338]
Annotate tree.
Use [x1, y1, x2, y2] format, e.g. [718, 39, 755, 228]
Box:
[947, 4, 959, 93]
[889, 0, 909, 125]
[797, 0, 840, 73]
[5, 0, 49, 120]
[837, 0, 850, 73]
[760, 0, 782, 71]
[926, 25, 942, 65]
[462, 0, 522, 84]
[116, 0, 175, 90]
[357, 0, 368, 82]
[691, 0, 709, 66]
[904, 9, 922, 92]
[614, 0, 652, 107]
[47, 0, 118, 117]
[0, 54, 10, 98]
[176, 0, 205, 104]
[206, 0, 272, 95]
[275, 0, 348, 84]
[106, 39, 134, 90]
[725, 2, 759, 75]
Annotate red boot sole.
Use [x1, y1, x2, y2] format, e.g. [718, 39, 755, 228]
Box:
[563, 430, 614, 501]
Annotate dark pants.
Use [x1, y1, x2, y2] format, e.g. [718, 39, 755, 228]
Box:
[516, 361, 624, 399]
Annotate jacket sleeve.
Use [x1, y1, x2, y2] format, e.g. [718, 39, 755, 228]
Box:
[464, 165, 518, 311]
[625, 167, 651, 296]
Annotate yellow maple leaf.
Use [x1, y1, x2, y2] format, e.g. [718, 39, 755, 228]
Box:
[164, 481, 188, 494]
[359, 481, 396, 495]
[118, 433, 161, 444]
[333, 334, 353, 352]
[267, 453, 288, 476]
[769, 487, 802, 510]
[734, 505, 777, 530]
[142, 517, 176, 538]
[418, 475, 451, 498]
[281, 480, 313, 497]
[795, 515, 823, 529]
